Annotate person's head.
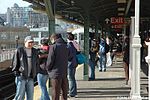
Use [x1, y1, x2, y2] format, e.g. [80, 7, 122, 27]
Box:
[67, 33, 74, 41]
[50, 33, 62, 44]
[124, 36, 129, 43]
[24, 36, 34, 48]
[41, 37, 49, 45]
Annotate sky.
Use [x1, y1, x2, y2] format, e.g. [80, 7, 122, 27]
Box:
[0, 0, 31, 14]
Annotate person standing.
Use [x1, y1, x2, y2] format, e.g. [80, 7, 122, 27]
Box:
[37, 38, 50, 100]
[46, 34, 73, 100]
[67, 33, 79, 97]
[12, 36, 39, 100]
[89, 39, 99, 80]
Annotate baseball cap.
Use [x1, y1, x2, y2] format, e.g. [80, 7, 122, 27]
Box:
[24, 36, 34, 43]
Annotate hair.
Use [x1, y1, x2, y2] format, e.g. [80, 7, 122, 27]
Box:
[67, 33, 74, 40]
[41, 38, 48, 45]
[50, 33, 62, 40]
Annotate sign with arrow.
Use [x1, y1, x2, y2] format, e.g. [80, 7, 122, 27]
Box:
[105, 18, 110, 24]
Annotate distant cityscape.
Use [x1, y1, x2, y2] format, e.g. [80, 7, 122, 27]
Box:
[0, 3, 81, 50]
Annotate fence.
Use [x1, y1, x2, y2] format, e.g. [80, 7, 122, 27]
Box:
[0, 50, 15, 62]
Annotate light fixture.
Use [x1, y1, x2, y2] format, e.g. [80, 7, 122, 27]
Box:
[117, 0, 126, 3]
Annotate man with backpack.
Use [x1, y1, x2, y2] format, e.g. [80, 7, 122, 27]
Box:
[98, 38, 109, 72]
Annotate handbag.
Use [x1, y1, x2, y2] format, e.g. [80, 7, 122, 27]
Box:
[76, 53, 86, 64]
[106, 52, 112, 67]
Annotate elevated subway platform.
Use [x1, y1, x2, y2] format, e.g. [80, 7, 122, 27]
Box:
[0, 59, 148, 100]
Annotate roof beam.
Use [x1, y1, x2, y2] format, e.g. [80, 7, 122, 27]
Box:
[91, 3, 117, 11]
[58, 0, 70, 6]
[43, 0, 55, 20]
[125, 0, 133, 16]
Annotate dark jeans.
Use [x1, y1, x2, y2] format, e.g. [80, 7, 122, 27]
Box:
[89, 59, 95, 79]
[51, 77, 68, 100]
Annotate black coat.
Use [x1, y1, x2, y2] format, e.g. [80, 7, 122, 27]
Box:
[46, 38, 73, 79]
[12, 47, 39, 79]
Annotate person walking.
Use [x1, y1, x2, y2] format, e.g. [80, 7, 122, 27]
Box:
[12, 36, 39, 100]
[46, 34, 73, 100]
[67, 33, 79, 97]
[99, 38, 107, 72]
[123, 36, 130, 85]
[37, 38, 50, 100]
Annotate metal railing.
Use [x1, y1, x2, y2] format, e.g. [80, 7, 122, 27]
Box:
[0, 50, 15, 62]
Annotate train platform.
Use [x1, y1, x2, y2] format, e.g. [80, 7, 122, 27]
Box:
[33, 61, 148, 100]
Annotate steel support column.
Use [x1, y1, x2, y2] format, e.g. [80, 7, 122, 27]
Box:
[49, 19, 55, 35]
[83, 12, 90, 81]
[95, 20, 99, 39]
[44, 0, 56, 96]
[131, 0, 141, 99]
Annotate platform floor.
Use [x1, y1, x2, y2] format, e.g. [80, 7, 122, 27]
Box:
[33, 61, 148, 100]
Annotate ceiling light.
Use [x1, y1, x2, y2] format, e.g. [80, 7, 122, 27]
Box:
[117, 0, 126, 3]
[118, 13, 124, 16]
[118, 8, 125, 11]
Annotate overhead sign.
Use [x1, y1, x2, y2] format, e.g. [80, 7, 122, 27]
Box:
[111, 17, 124, 24]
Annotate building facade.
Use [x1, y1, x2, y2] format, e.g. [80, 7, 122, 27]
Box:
[6, 3, 49, 28]
[0, 27, 30, 50]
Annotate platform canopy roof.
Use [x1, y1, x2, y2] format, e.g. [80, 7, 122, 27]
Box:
[23, 0, 150, 26]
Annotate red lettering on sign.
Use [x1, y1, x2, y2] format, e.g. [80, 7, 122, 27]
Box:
[111, 17, 124, 24]
[111, 24, 123, 29]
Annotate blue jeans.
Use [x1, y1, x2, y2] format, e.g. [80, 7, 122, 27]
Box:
[67, 67, 77, 96]
[99, 54, 106, 71]
[14, 76, 34, 100]
[37, 73, 50, 100]
[89, 59, 95, 79]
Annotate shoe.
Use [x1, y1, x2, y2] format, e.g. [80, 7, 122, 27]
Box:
[68, 95, 76, 98]
[104, 69, 106, 72]
[89, 78, 95, 81]
[99, 69, 102, 72]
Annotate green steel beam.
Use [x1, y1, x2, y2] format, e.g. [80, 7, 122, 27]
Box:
[125, 0, 133, 16]
[83, 11, 90, 81]
[43, 0, 55, 20]
[95, 20, 99, 39]
[49, 19, 55, 35]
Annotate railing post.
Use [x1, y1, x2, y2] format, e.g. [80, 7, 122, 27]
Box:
[145, 42, 150, 100]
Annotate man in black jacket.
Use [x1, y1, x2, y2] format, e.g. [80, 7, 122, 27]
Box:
[46, 34, 73, 100]
[12, 36, 39, 100]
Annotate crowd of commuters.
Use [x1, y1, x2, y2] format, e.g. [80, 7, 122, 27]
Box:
[11, 32, 133, 100]
[11, 33, 80, 100]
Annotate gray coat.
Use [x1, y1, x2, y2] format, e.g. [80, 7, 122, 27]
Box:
[46, 38, 73, 79]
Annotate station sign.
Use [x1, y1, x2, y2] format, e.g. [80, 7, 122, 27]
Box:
[111, 17, 124, 24]
[105, 17, 124, 30]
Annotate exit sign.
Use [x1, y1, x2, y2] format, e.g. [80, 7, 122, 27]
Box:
[111, 17, 124, 24]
